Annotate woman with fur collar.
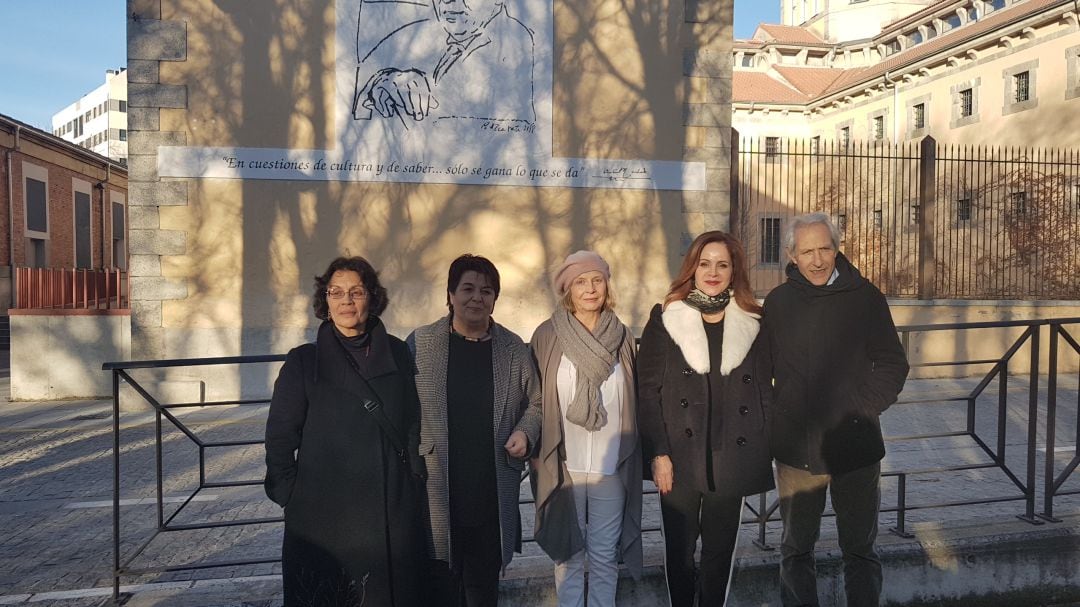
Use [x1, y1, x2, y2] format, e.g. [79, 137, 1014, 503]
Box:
[529, 251, 642, 607]
[637, 231, 774, 607]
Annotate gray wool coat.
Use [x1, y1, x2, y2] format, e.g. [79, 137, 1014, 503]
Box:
[528, 319, 643, 578]
[407, 315, 543, 569]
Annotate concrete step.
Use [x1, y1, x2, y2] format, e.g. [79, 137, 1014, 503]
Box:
[111, 512, 1080, 606]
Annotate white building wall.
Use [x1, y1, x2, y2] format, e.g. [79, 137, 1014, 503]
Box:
[51, 69, 128, 162]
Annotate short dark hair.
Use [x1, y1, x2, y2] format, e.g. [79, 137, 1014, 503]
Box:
[446, 254, 500, 309]
[313, 256, 389, 320]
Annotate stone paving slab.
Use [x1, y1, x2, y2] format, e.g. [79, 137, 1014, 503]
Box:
[0, 375, 1076, 605]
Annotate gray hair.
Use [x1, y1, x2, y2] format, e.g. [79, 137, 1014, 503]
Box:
[783, 212, 841, 254]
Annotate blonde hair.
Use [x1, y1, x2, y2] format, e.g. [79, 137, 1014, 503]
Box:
[559, 276, 617, 313]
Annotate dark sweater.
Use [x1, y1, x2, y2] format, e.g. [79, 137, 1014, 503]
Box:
[764, 252, 909, 475]
[446, 334, 498, 527]
[704, 320, 725, 492]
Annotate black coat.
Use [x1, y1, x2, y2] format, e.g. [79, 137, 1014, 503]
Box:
[637, 300, 774, 497]
[264, 320, 424, 607]
[764, 253, 909, 475]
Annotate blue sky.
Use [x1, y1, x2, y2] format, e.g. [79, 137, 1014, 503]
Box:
[735, 0, 779, 39]
[0, 2, 127, 130]
[0, 1, 776, 131]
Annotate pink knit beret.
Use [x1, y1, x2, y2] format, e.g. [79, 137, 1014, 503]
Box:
[552, 250, 611, 296]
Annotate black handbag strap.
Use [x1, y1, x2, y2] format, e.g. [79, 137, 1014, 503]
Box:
[358, 393, 407, 459]
[337, 342, 409, 461]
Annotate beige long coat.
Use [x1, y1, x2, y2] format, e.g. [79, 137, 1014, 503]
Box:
[528, 319, 643, 577]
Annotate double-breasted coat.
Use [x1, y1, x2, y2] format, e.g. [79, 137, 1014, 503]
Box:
[637, 300, 774, 497]
[264, 319, 424, 607]
[407, 315, 543, 569]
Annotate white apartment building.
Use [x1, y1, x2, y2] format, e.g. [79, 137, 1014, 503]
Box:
[51, 68, 128, 162]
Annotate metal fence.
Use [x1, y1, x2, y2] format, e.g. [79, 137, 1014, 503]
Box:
[104, 317, 1080, 603]
[733, 136, 1080, 299]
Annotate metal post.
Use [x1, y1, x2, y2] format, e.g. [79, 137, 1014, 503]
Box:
[753, 491, 772, 551]
[112, 370, 122, 604]
[1040, 323, 1060, 522]
[997, 364, 1007, 463]
[890, 473, 914, 538]
[917, 136, 936, 299]
[730, 128, 741, 234]
[1018, 326, 1042, 524]
[156, 409, 164, 530]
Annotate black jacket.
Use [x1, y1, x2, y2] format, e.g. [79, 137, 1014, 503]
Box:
[264, 319, 424, 607]
[637, 300, 774, 497]
[764, 253, 909, 475]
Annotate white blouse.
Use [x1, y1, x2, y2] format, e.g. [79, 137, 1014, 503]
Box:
[556, 355, 624, 476]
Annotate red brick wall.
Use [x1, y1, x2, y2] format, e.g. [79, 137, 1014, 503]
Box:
[0, 155, 9, 267]
[4, 150, 127, 269]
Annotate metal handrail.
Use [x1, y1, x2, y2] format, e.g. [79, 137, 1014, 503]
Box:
[105, 316, 1080, 602]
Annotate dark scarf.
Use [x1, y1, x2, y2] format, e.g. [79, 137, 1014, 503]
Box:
[329, 317, 397, 379]
[685, 287, 731, 314]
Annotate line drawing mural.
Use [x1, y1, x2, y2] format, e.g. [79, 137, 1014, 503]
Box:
[156, 0, 707, 190]
[352, 0, 537, 128]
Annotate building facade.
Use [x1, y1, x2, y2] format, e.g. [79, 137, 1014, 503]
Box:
[733, 0, 1080, 146]
[731, 0, 1080, 303]
[51, 69, 129, 163]
[0, 113, 129, 311]
[125, 0, 733, 398]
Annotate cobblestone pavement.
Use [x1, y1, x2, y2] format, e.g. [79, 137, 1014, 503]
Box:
[0, 372, 1076, 606]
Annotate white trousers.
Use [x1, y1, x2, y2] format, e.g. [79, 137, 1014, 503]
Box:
[554, 471, 626, 607]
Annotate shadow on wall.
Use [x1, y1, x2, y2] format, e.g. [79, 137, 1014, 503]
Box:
[149, 0, 723, 398]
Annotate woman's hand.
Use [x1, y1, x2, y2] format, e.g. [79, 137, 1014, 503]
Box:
[652, 455, 674, 495]
[504, 430, 529, 458]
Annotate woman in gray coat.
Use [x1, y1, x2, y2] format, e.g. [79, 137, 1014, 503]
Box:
[530, 251, 642, 607]
[408, 254, 542, 607]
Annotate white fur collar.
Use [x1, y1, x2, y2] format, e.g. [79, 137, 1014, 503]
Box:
[661, 299, 760, 375]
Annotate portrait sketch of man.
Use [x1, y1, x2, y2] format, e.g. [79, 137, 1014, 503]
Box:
[351, 0, 537, 127]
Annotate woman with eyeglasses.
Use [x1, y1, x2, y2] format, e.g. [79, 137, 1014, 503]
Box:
[265, 256, 426, 607]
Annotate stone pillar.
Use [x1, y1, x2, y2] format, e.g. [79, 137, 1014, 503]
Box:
[682, 0, 734, 239]
[126, 0, 189, 359]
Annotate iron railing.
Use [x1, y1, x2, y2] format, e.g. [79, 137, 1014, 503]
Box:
[1043, 320, 1080, 522]
[733, 135, 1080, 300]
[104, 317, 1080, 602]
[14, 267, 128, 309]
[105, 355, 284, 604]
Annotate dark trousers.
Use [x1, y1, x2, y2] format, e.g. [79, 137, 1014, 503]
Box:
[426, 517, 502, 607]
[776, 461, 882, 607]
[659, 482, 744, 607]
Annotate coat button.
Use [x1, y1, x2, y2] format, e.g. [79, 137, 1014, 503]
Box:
[680, 398, 689, 408]
[742, 374, 752, 384]
[736, 436, 747, 446]
[739, 406, 750, 415]
[683, 368, 694, 376]
[685, 428, 693, 438]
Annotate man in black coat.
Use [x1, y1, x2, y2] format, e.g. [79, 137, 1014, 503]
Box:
[764, 213, 909, 607]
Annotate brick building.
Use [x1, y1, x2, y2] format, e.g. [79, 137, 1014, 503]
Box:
[0, 112, 129, 313]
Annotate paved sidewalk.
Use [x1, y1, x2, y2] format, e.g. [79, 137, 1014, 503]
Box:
[0, 373, 1076, 606]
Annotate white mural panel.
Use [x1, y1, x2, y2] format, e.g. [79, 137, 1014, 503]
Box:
[158, 0, 706, 191]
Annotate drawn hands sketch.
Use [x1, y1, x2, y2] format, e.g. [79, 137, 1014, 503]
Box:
[362, 68, 439, 122]
[352, 0, 536, 127]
